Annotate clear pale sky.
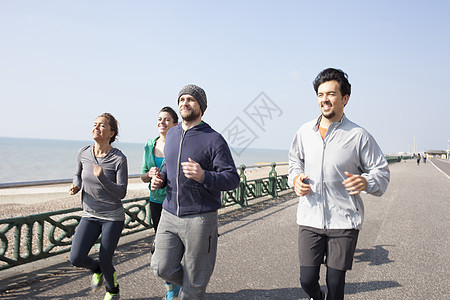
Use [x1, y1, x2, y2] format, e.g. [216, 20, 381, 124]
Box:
[1, 1, 449, 154]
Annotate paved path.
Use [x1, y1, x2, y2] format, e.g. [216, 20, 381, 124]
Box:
[0, 159, 449, 299]
[429, 158, 450, 179]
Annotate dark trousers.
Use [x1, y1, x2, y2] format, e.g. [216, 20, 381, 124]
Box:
[70, 217, 124, 290]
[300, 265, 346, 300]
[150, 201, 163, 233]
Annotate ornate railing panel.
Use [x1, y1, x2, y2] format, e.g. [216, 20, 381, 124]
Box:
[0, 197, 150, 270]
[221, 163, 289, 207]
[0, 163, 289, 270]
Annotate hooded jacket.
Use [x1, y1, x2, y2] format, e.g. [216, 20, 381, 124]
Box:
[160, 122, 240, 216]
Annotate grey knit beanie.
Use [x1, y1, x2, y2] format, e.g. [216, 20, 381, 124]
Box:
[178, 84, 207, 115]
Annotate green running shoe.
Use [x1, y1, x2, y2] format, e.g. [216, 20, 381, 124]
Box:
[91, 272, 104, 293]
[104, 291, 120, 300]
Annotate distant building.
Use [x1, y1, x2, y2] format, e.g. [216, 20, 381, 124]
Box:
[426, 150, 447, 159]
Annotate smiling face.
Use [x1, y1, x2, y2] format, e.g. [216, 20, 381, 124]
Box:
[179, 94, 202, 122]
[157, 111, 177, 135]
[317, 80, 349, 124]
[92, 117, 115, 143]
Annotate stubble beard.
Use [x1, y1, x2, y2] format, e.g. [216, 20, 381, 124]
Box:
[181, 109, 201, 122]
[322, 110, 336, 120]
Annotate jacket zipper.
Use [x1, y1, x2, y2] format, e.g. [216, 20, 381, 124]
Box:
[176, 130, 186, 216]
[321, 138, 326, 229]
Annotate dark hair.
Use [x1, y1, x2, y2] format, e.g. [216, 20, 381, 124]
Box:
[98, 112, 119, 144]
[159, 106, 178, 124]
[313, 68, 351, 97]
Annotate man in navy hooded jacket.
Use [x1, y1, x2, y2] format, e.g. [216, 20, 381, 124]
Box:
[151, 84, 240, 300]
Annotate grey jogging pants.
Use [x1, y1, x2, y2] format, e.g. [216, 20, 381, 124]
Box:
[151, 209, 218, 300]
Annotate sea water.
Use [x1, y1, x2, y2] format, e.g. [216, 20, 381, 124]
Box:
[0, 137, 288, 184]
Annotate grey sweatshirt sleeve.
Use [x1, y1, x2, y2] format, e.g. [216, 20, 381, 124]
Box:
[73, 146, 87, 188]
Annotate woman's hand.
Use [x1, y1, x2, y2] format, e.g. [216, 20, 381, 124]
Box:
[151, 173, 164, 190]
[69, 184, 80, 195]
[148, 167, 159, 178]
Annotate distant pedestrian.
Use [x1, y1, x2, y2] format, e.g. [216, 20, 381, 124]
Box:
[417, 153, 421, 165]
[69, 113, 127, 300]
[150, 84, 240, 299]
[423, 154, 427, 164]
[288, 68, 390, 300]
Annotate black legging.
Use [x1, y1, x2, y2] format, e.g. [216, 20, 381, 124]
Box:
[149, 201, 163, 233]
[70, 217, 124, 291]
[300, 265, 346, 300]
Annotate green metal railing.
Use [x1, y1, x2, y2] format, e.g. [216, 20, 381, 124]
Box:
[385, 155, 413, 164]
[221, 163, 289, 207]
[0, 163, 289, 270]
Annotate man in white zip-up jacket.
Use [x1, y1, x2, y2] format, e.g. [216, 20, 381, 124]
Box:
[288, 68, 390, 300]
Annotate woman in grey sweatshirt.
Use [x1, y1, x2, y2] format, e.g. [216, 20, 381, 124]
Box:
[69, 113, 128, 300]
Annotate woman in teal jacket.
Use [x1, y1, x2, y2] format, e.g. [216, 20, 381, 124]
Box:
[141, 106, 179, 300]
[140, 106, 178, 234]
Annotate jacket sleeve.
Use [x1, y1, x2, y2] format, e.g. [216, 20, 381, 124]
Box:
[288, 131, 304, 188]
[359, 133, 390, 197]
[155, 160, 168, 189]
[141, 141, 150, 174]
[202, 138, 240, 191]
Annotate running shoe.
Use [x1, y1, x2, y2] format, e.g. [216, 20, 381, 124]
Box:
[91, 272, 104, 293]
[150, 240, 156, 254]
[310, 291, 326, 300]
[165, 283, 180, 300]
[104, 291, 120, 300]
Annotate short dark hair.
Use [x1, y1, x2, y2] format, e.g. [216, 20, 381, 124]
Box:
[98, 112, 119, 144]
[159, 106, 178, 124]
[313, 68, 351, 97]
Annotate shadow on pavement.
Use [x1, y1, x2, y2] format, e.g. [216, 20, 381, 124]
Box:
[205, 279, 401, 299]
[345, 280, 402, 294]
[207, 287, 306, 299]
[354, 245, 395, 266]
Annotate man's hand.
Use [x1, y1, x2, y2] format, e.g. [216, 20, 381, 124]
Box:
[294, 173, 310, 196]
[181, 158, 205, 183]
[343, 171, 368, 195]
[151, 173, 164, 190]
[69, 184, 80, 195]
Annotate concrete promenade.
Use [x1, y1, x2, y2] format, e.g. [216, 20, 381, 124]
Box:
[0, 159, 449, 299]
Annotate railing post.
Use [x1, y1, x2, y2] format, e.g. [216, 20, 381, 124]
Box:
[238, 165, 248, 206]
[269, 162, 278, 197]
[14, 224, 21, 261]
